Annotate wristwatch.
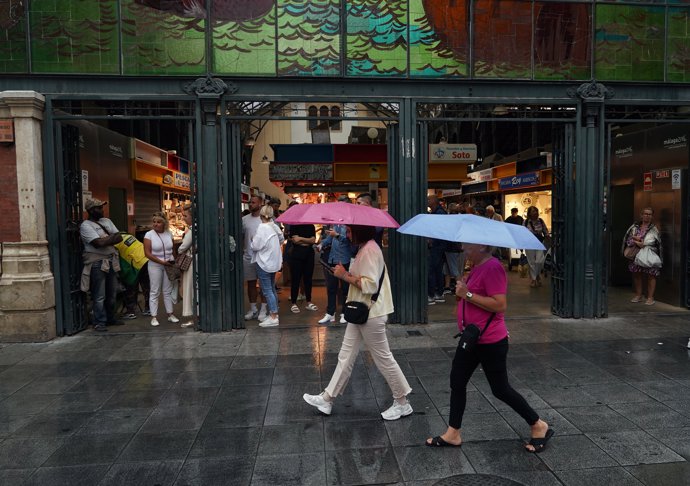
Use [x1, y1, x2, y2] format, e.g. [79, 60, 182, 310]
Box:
[465, 291, 473, 300]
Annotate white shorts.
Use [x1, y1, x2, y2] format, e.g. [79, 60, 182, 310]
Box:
[243, 255, 258, 281]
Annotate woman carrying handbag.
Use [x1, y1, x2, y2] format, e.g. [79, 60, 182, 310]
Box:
[622, 207, 662, 305]
[178, 204, 196, 328]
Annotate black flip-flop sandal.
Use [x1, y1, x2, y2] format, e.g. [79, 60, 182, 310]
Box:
[425, 436, 462, 447]
[525, 428, 554, 453]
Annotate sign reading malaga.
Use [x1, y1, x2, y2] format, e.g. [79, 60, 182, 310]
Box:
[429, 144, 477, 163]
[499, 172, 540, 190]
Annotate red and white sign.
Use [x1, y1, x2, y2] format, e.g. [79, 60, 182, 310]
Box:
[429, 144, 477, 163]
[643, 172, 653, 191]
[654, 169, 669, 179]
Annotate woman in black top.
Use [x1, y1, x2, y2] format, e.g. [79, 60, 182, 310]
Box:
[288, 223, 318, 313]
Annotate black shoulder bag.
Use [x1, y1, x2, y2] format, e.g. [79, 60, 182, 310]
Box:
[455, 297, 495, 353]
[343, 266, 386, 325]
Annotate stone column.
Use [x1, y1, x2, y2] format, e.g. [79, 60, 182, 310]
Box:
[0, 91, 55, 342]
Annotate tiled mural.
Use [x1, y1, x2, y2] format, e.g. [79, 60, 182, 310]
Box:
[0, 0, 688, 82]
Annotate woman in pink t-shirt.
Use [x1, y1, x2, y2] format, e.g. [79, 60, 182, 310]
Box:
[425, 243, 554, 453]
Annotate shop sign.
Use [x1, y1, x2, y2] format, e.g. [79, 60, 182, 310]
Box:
[672, 169, 681, 190]
[0, 119, 14, 142]
[174, 172, 190, 189]
[643, 172, 653, 191]
[468, 168, 492, 182]
[441, 189, 463, 197]
[270, 163, 333, 181]
[498, 172, 540, 190]
[429, 143, 477, 163]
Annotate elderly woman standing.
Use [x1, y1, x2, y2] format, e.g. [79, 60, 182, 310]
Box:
[303, 225, 413, 421]
[144, 212, 179, 327]
[426, 242, 552, 452]
[251, 205, 283, 327]
[178, 205, 195, 328]
[523, 206, 548, 288]
[623, 207, 662, 305]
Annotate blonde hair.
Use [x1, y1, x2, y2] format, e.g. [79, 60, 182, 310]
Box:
[259, 205, 274, 220]
[152, 212, 169, 231]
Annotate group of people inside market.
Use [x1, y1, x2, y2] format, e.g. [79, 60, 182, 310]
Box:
[80, 198, 196, 332]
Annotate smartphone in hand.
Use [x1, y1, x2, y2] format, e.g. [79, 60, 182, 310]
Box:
[319, 260, 334, 273]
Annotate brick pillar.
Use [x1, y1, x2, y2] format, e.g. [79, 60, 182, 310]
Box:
[0, 91, 55, 342]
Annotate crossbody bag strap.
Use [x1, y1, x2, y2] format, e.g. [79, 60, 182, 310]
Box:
[462, 299, 496, 335]
[370, 265, 386, 304]
[155, 231, 167, 261]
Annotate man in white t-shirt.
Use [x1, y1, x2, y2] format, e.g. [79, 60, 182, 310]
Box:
[242, 195, 267, 320]
[79, 198, 123, 332]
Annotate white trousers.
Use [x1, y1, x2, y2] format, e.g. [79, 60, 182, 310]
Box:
[181, 261, 195, 318]
[325, 315, 412, 400]
[148, 261, 174, 317]
[525, 249, 546, 280]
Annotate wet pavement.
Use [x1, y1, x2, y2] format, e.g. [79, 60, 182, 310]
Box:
[1, 310, 690, 485]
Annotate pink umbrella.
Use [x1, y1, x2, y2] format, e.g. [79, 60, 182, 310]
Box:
[276, 202, 399, 228]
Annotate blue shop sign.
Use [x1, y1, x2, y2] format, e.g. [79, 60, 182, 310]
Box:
[498, 172, 540, 190]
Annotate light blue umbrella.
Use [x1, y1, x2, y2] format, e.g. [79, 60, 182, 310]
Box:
[397, 214, 546, 250]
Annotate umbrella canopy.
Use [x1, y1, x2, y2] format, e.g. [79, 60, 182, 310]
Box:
[397, 213, 546, 250]
[276, 202, 400, 228]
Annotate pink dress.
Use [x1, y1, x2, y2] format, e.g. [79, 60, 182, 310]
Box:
[626, 225, 661, 277]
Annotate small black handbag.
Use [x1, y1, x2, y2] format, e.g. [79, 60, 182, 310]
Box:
[456, 299, 495, 352]
[343, 267, 386, 325]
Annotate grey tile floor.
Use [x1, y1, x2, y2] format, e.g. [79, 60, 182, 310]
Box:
[0, 314, 689, 485]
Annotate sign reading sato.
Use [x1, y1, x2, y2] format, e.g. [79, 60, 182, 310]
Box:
[270, 163, 333, 181]
[429, 144, 477, 163]
[499, 172, 540, 190]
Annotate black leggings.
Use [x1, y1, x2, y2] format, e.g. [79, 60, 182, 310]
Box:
[289, 253, 315, 304]
[449, 337, 538, 429]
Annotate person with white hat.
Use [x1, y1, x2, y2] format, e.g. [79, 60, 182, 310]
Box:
[79, 198, 123, 332]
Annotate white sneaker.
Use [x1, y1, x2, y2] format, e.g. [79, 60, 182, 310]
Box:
[339, 314, 347, 324]
[257, 311, 268, 321]
[434, 294, 445, 303]
[318, 313, 335, 324]
[244, 309, 258, 320]
[259, 316, 279, 327]
[427, 297, 436, 305]
[168, 315, 180, 323]
[150, 317, 160, 327]
[381, 401, 413, 421]
[303, 393, 332, 415]
[181, 321, 194, 328]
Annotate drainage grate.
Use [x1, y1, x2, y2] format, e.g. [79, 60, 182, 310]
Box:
[433, 474, 525, 486]
[407, 330, 423, 336]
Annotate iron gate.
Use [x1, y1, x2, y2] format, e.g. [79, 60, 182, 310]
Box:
[55, 123, 89, 335]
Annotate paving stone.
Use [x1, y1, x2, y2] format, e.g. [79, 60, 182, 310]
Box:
[461, 439, 549, 474]
[610, 402, 690, 429]
[275, 353, 321, 368]
[188, 426, 261, 459]
[0, 393, 58, 415]
[394, 444, 474, 481]
[203, 405, 267, 429]
[77, 409, 152, 435]
[140, 405, 210, 432]
[326, 446, 402, 485]
[0, 468, 34, 485]
[19, 376, 84, 395]
[629, 380, 690, 402]
[160, 386, 219, 408]
[119, 371, 181, 391]
[223, 368, 274, 386]
[555, 466, 644, 485]
[0, 414, 35, 439]
[537, 434, 618, 470]
[384, 414, 448, 447]
[646, 427, 690, 460]
[184, 357, 232, 371]
[626, 461, 690, 486]
[67, 374, 131, 393]
[251, 452, 326, 486]
[230, 355, 277, 369]
[118, 430, 197, 462]
[588, 430, 685, 466]
[556, 405, 640, 433]
[175, 456, 253, 486]
[529, 384, 601, 408]
[11, 411, 93, 438]
[50, 391, 114, 413]
[23, 464, 109, 486]
[272, 365, 321, 385]
[100, 460, 183, 486]
[0, 437, 64, 469]
[322, 419, 389, 451]
[42, 432, 132, 466]
[101, 389, 167, 410]
[579, 383, 655, 404]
